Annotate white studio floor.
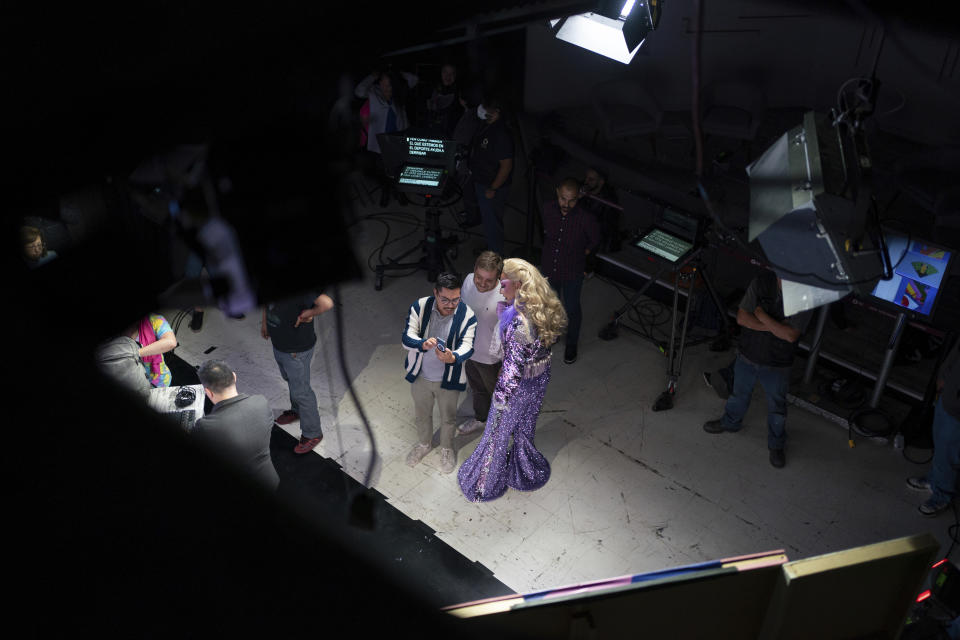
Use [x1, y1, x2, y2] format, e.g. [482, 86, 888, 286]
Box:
[166, 173, 949, 598]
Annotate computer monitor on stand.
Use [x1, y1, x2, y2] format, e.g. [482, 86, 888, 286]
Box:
[867, 230, 954, 321]
[598, 205, 730, 411]
[857, 229, 956, 411]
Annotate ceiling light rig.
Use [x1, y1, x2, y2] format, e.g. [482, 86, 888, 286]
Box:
[551, 0, 662, 64]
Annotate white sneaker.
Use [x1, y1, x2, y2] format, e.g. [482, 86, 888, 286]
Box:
[439, 447, 456, 474]
[405, 443, 431, 467]
[457, 419, 485, 436]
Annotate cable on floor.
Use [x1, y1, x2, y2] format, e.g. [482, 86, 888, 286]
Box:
[331, 283, 379, 530]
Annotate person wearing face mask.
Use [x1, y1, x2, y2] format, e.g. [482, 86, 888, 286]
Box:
[402, 272, 478, 474]
[465, 92, 514, 255]
[457, 258, 567, 502]
[457, 251, 507, 436]
[540, 177, 601, 365]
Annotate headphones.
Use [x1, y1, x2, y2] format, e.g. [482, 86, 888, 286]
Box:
[175, 386, 197, 408]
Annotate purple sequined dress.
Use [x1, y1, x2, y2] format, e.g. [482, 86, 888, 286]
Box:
[458, 307, 553, 502]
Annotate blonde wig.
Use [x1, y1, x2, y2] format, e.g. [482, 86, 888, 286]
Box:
[502, 257, 567, 346]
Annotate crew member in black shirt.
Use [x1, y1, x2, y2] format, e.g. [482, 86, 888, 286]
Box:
[466, 92, 514, 254]
[703, 271, 811, 468]
[261, 291, 334, 454]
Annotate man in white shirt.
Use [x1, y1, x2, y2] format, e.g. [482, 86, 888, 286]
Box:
[457, 251, 506, 435]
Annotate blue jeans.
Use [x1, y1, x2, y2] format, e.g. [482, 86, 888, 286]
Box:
[721, 354, 790, 450]
[927, 398, 960, 504]
[473, 181, 509, 254]
[273, 346, 323, 439]
[556, 277, 584, 348]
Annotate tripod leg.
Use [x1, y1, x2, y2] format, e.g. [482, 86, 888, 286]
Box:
[665, 273, 681, 370]
[599, 263, 667, 341]
[599, 287, 648, 340]
[653, 274, 683, 411]
[673, 269, 696, 381]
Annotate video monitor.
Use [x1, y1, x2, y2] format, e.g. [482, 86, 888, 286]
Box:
[398, 165, 444, 188]
[869, 230, 953, 318]
[395, 164, 447, 195]
[376, 133, 458, 182]
[660, 208, 701, 244]
[405, 137, 448, 159]
[632, 229, 694, 263]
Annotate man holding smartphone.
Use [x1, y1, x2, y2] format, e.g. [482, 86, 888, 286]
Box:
[402, 272, 477, 473]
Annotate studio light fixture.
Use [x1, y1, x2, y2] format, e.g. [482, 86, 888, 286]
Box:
[551, 0, 662, 64]
[747, 111, 888, 315]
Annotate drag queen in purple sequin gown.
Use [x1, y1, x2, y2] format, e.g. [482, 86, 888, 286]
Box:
[458, 258, 568, 502]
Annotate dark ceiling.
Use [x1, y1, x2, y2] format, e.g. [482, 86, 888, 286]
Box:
[6, 0, 952, 206]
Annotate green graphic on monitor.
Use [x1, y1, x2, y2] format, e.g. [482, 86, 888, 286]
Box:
[911, 261, 939, 278]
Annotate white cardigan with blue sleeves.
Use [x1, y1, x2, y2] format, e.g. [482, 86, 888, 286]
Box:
[402, 296, 477, 391]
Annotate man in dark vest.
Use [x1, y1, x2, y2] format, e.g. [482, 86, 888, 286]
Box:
[703, 270, 812, 468]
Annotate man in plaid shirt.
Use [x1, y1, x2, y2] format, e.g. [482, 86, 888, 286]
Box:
[540, 177, 601, 364]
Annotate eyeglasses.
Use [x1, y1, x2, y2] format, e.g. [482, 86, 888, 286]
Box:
[438, 295, 460, 306]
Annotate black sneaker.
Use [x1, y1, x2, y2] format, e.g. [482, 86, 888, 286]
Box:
[769, 449, 786, 468]
[920, 496, 952, 517]
[703, 419, 729, 434]
[189, 310, 204, 332]
[563, 345, 578, 364]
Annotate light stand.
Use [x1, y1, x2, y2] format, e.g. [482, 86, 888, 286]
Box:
[652, 257, 699, 412]
[599, 246, 730, 351]
[374, 193, 459, 290]
[598, 243, 729, 411]
[652, 248, 729, 411]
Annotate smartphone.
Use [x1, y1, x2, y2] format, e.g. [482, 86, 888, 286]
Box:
[435, 338, 446, 352]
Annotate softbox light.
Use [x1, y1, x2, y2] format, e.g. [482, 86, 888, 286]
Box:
[747, 111, 886, 314]
[552, 0, 662, 65]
